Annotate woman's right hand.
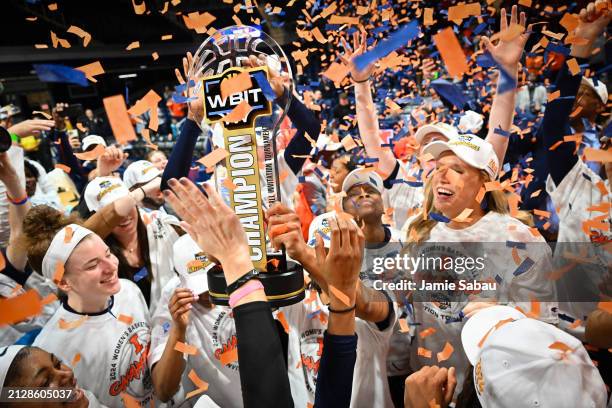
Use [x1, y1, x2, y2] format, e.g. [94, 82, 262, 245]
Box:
[338, 30, 375, 83]
[571, 0, 612, 58]
[164, 178, 253, 284]
[169, 288, 198, 332]
[175, 52, 204, 123]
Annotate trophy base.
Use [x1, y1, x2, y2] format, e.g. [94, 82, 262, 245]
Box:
[207, 255, 305, 307]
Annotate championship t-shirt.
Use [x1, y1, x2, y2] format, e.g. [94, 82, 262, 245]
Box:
[149, 277, 242, 408]
[33, 279, 152, 407]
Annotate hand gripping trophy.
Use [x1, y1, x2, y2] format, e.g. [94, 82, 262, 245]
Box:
[186, 25, 305, 307]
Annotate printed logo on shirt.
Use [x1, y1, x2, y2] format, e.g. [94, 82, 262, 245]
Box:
[299, 328, 324, 395]
[211, 310, 239, 371]
[108, 321, 153, 400]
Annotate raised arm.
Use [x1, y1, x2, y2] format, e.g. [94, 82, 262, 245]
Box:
[481, 5, 531, 164]
[340, 31, 397, 176]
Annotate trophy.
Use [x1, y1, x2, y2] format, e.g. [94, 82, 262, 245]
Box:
[186, 25, 305, 307]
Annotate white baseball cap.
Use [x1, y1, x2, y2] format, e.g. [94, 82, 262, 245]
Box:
[341, 168, 384, 195]
[414, 122, 459, 144]
[81, 135, 107, 152]
[172, 234, 215, 295]
[84, 177, 130, 212]
[458, 110, 484, 134]
[581, 77, 608, 105]
[123, 160, 161, 189]
[422, 135, 499, 180]
[461, 306, 607, 408]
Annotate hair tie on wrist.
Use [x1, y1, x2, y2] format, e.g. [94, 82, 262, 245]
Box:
[351, 76, 371, 84]
[328, 304, 356, 314]
[6, 193, 28, 206]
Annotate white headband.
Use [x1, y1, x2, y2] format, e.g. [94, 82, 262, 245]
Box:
[41, 224, 93, 281]
[0, 345, 25, 389]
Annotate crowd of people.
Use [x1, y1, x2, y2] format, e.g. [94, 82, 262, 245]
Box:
[0, 0, 611, 407]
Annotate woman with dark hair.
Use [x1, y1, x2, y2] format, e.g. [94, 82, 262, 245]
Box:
[0, 345, 106, 407]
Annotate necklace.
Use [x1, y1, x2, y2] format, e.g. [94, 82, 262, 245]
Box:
[125, 244, 138, 254]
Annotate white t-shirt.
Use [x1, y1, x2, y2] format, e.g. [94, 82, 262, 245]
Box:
[282, 289, 397, 408]
[546, 159, 611, 338]
[149, 277, 242, 408]
[401, 212, 557, 391]
[384, 161, 424, 230]
[33, 279, 153, 408]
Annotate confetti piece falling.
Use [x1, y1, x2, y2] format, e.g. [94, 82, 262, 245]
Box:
[354, 20, 420, 72]
[222, 100, 253, 123]
[197, 148, 228, 168]
[433, 27, 469, 79]
[0, 290, 43, 326]
[175, 341, 199, 355]
[220, 71, 253, 100]
[103, 95, 138, 145]
[437, 342, 454, 362]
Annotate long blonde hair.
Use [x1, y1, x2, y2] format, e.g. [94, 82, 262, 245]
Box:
[405, 170, 512, 243]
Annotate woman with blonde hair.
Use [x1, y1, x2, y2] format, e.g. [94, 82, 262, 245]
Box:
[398, 135, 557, 395]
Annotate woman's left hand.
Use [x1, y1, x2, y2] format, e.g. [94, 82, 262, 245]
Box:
[481, 5, 531, 73]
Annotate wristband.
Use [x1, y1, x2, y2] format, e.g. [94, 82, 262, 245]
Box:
[9, 133, 19, 143]
[6, 193, 28, 206]
[229, 279, 264, 308]
[351, 76, 371, 84]
[226, 268, 260, 294]
[328, 304, 356, 314]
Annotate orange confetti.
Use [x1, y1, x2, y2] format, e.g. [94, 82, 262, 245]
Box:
[48, 3, 58, 11]
[126, 41, 140, 50]
[152, 52, 159, 61]
[340, 135, 358, 151]
[566, 58, 580, 76]
[583, 147, 612, 163]
[518, 0, 532, 6]
[103, 95, 138, 145]
[161, 34, 173, 41]
[433, 27, 469, 79]
[197, 148, 228, 168]
[559, 13, 580, 32]
[222, 100, 253, 123]
[453, 208, 473, 223]
[131, 0, 146, 15]
[67, 26, 92, 47]
[419, 327, 437, 339]
[598, 302, 612, 314]
[277, 311, 290, 333]
[53, 261, 65, 284]
[183, 12, 216, 33]
[219, 347, 238, 366]
[549, 341, 573, 353]
[398, 318, 410, 333]
[35, 44, 49, 49]
[41, 293, 58, 306]
[0, 290, 43, 325]
[424, 8, 435, 26]
[74, 144, 105, 161]
[322, 62, 349, 84]
[475, 187, 486, 203]
[55, 164, 71, 173]
[547, 90, 561, 102]
[222, 177, 237, 191]
[418, 347, 432, 359]
[437, 342, 454, 362]
[121, 393, 141, 408]
[329, 285, 352, 307]
[175, 341, 199, 355]
[447, 3, 481, 23]
[64, 226, 74, 243]
[220, 71, 253, 100]
[59, 315, 88, 330]
[71, 353, 81, 367]
[118, 314, 133, 325]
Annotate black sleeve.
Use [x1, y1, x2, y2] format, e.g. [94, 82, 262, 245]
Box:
[382, 161, 401, 189]
[543, 58, 586, 186]
[233, 301, 294, 408]
[52, 130, 88, 193]
[280, 89, 322, 175]
[0, 248, 32, 286]
[161, 119, 201, 191]
[314, 331, 358, 408]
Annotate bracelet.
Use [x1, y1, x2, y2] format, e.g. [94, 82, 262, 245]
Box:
[229, 279, 264, 308]
[6, 193, 28, 206]
[226, 268, 260, 294]
[328, 304, 356, 314]
[351, 76, 371, 84]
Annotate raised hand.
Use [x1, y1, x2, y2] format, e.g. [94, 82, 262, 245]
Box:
[404, 366, 457, 408]
[175, 52, 204, 122]
[163, 178, 253, 284]
[241, 54, 290, 99]
[338, 30, 375, 82]
[8, 119, 55, 138]
[96, 146, 127, 177]
[571, 0, 612, 58]
[169, 288, 198, 332]
[267, 203, 309, 261]
[481, 5, 531, 73]
[314, 217, 365, 305]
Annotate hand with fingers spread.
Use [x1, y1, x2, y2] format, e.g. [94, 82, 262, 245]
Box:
[571, 0, 612, 58]
[404, 366, 457, 408]
[314, 217, 365, 306]
[96, 146, 128, 177]
[241, 54, 290, 99]
[480, 5, 531, 73]
[175, 52, 204, 122]
[163, 178, 253, 285]
[8, 119, 56, 138]
[339, 30, 375, 83]
[169, 288, 199, 333]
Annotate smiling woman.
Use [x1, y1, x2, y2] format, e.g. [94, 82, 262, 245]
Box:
[20, 206, 153, 407]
